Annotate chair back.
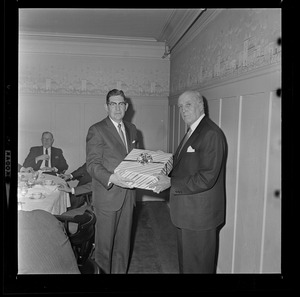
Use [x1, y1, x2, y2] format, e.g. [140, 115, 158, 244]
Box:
[55, 209, 96, 267]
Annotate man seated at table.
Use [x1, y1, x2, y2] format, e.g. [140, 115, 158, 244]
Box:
[22, 131, 69, 174]
[18, 209, 80, 274]
[59, 162, 92, 209]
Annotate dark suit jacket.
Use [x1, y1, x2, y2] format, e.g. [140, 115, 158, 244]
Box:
[23, 146, 69, 174]
[71, 163, 92, 187]
[86, 117, 138, 211]
[170, 116, 228, 231]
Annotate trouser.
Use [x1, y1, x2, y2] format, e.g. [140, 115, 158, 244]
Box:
[176, 227, 219, 273]
[94, 195, 134, 274]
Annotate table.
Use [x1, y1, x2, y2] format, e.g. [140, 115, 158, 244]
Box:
[18, 172, 70, 215]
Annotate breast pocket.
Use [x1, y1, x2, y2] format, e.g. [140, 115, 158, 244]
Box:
[181, 151, 200, 172]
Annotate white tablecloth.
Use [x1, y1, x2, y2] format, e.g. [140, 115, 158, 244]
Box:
[18, 174, 70, 215]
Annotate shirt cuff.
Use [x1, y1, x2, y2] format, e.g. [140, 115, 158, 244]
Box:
[71, 187, 75, 195]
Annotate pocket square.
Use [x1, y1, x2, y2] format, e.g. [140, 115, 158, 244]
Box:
[55, 156, 59, 159]
[187, 146, 195, 153]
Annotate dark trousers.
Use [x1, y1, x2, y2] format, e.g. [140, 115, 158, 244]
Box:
[176, 227, 219, 273]
[94, 195, 134, 274]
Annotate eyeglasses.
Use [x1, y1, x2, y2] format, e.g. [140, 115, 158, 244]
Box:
[107, 102, 127, 108]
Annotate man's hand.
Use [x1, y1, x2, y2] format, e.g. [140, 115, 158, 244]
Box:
[36, 154, 50, 162]
[20, 166, 34, 173]
[149, 174, 171, 194]
[57, 183, 72, 193]
[59, 173, 72, 181]
[40, 166, 53, 172]
[109, 172, 134, 189]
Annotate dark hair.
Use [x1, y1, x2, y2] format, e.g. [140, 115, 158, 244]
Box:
[106, 89, 126, 104]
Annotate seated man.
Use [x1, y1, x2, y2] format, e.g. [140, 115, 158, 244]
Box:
[18, 209, 80, 274]
[59, 163, 92, 209]
[22, 131, 68, 174]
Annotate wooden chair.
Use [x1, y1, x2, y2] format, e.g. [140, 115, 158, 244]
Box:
[55, 209, 103, 274]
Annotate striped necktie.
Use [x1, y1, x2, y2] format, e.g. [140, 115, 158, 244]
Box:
[177, 128, 192, 156]
[118, 123, 128, 153]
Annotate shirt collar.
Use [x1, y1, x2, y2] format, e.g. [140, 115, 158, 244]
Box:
[109, 117, 124, 129]
[189, 113, 205, 133]
[43, 147, 51, 153]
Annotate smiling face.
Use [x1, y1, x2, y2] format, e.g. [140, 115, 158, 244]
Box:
[105, 94, 128, 123]
[178, 91, 204, 126]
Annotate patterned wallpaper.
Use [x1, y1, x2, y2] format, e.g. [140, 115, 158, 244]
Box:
[19, 53, 170, 97]
[170, 9, 281, 96]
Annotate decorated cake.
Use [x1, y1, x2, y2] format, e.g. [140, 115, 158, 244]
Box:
[114, 149, 173, 190]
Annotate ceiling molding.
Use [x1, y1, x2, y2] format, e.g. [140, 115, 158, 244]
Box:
[19, 32, 162, 46]
[19, 34, 166, 59]
[159, 9, 205, 49]
[170, 9, 223, 57]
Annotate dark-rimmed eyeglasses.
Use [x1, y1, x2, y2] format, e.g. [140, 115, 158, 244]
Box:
[107, 102, 127, 108]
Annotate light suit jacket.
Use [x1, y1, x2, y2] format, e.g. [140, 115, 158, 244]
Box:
[86, 117, 138, 211]
[170, 116, 228, 231]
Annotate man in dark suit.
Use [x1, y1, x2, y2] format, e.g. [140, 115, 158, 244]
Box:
[86, 89, 138, 274]
[23, 131, 68, 174]
[59, 163, 92, 209]
[151, 90, 227, 273]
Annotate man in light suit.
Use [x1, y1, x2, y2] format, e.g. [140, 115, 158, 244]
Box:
[152, 90, 227, 273]
[86, 89, 138, 274]
[22, 131, 68, 174]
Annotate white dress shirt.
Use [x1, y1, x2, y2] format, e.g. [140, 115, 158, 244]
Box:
[40, 147, 52, 168]
[109, 118, 128, 149]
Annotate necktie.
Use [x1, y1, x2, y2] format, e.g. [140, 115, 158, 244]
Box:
[177, 128, 192, 156]
[118, 123, 128, 153]
[45, 148, 49, 167]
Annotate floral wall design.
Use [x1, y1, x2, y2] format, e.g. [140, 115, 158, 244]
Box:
[170, 9, 281, 96]
[19, 53, 170, 97]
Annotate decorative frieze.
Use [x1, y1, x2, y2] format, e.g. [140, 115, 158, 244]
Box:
[19, 36, 170, 97]
[170, 9, 281, 96]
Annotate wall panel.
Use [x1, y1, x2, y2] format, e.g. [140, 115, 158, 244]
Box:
[234, 92, 269, 272]
[218, 95, 240, 272]
[207, 99, 221, 126]
[53, 102, 81, 171]
[261, 91, 281, 272]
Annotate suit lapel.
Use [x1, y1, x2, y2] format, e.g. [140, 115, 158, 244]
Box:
[37, 146, 44, 168]
[105, 117, 127, 155]
[50, 147, 56, 167]
[174, 116, 207, 167]
[124, 122, 133, 152]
